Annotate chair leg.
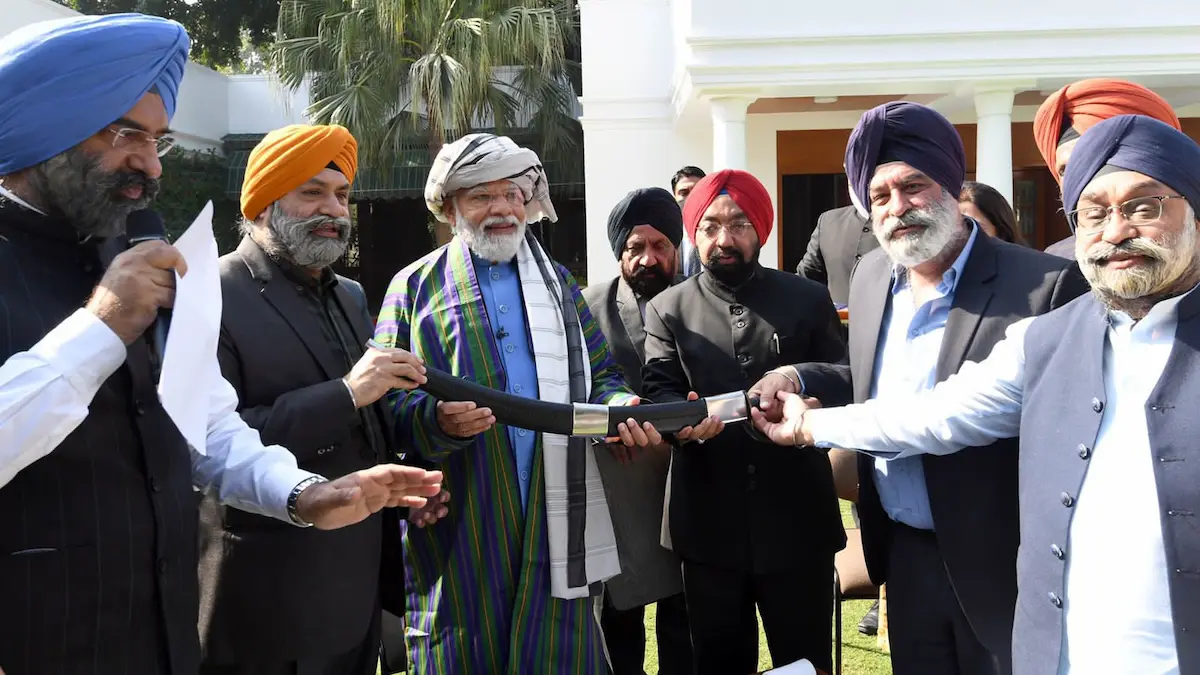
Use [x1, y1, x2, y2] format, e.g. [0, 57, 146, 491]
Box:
[833, 570, 842, 675]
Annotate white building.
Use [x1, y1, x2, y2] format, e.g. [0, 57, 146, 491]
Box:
[579, 0, 1200, 283]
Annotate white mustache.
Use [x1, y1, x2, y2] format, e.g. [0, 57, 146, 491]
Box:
[480, 215, 521, 230]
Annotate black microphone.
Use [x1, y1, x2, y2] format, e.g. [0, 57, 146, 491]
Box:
[125, 209, 171, 361]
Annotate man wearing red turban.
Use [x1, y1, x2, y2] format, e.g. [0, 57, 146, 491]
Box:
[1034, 78, 1181, 258]
[641, 169, 848, 675]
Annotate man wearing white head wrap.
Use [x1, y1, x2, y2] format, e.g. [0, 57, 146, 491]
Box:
[377, 133, 666, 673]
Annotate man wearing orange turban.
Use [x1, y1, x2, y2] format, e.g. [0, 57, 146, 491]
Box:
[641, 168, 848, 675]
[199, 124, 448, 675]
[1034, 79, 1181, 258]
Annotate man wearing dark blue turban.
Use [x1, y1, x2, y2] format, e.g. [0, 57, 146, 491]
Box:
[0, 14, 445, 675]
[751, 100, 1086, 675]
[749, 111, 1200, 675]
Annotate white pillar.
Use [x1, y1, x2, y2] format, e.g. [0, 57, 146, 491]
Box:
[973, 87, 1016, 206]
[710, 97, 752, 171]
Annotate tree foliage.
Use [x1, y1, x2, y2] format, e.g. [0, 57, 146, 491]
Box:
[56, 0, 279, 70]
[272, 0, 582, 170]
[156, 148, 242, 254]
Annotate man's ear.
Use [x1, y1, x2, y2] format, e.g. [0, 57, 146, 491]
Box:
[442, 197, 456, 223]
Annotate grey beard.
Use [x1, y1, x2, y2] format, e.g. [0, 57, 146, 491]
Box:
[455, 211, 525, 262]
[875, 192, 964, 268]
[26, 146, 158, 238]
[259, 203, 353, 269]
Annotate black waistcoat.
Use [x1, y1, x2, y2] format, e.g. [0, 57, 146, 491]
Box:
[0, 202, 199, 675]
[1018, 292, 1200, 674]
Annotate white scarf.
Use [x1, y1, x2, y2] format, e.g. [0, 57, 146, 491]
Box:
[514, 235, 621, 599]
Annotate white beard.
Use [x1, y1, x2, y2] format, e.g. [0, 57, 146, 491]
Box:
[875, 192, 964, 268]
[456, 211, 526, 262]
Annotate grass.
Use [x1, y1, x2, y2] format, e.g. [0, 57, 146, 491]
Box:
[387, 501, 892, 675]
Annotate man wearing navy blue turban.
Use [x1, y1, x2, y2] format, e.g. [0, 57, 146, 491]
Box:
[750, 111, 1200, 675]
[0, 14, 445, 675]
[751, 100, 1086, 675]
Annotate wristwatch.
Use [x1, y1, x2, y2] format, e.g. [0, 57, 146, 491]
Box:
[287, 476, 328, 527]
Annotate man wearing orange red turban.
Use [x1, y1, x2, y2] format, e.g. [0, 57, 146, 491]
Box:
[199, 123, 448, 675]
[1034, 79, 1181, 258]
[642, 168, 848, 675]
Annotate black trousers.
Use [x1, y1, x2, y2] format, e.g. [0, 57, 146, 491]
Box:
[887, 523, 1006, 675]
[199, 610, 381, 675]
[602, 592, 694, 675]
[682, 557, 833, 675]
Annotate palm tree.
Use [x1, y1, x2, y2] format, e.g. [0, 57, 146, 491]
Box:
[272, 0, 581, 172]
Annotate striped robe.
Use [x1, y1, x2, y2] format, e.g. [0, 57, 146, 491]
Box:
[374, 238, 635, 674]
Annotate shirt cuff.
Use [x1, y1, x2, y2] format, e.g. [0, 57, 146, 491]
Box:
[262, 463, 325, 524]
[30, 308, 126, 393]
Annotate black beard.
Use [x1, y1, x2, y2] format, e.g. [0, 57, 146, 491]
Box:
[705, 246, 758, 286]
[625, 265, 671, 298]
[27, 146, 159, 238]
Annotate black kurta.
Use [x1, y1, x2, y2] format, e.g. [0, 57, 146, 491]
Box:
[0, 200, 200, 674]
[641, 265, 848, 571]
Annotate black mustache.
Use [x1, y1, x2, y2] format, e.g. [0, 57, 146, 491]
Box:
[109, 171, 160, 201]
[708, 248, 744, 263]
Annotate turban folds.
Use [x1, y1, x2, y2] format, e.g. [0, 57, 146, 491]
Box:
[845, 102, 966, 217]
[240, 124, 358, 220]
[1062, 115, 1200, 219]
[606, 187, 683, 258]
[0, 13, 189, 175]
[424, 133, 557, 224]
[682, 169, 774, 244]
[1034, 79, 1180, 181]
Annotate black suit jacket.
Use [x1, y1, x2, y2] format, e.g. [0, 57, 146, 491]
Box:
[198, 237, 401, 663]
[796, 205, 879, 306]
[642, 267, 848, 574]
[796, 232, 1088, 664]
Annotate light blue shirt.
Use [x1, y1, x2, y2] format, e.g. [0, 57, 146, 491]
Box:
[867, 224, 978, 531]
[472, 255, 540, 511]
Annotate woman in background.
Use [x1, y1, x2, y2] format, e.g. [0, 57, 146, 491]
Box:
[959, 181, 1026, 246]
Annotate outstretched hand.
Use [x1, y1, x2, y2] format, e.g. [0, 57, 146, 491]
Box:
[295, 464, 443, 530]
[749, 390, 821, 446]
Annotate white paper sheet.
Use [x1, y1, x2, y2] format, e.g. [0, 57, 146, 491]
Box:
[157, 201, 220, 455]
[764, 659, 817, 675]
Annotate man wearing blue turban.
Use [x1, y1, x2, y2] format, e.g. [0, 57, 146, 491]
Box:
[751, 114, 1200, 674]
[0, 13, 445, 675]
[750, 100, 1086, 675]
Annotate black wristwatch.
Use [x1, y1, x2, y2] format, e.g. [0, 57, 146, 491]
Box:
[287, 476, 327, 527]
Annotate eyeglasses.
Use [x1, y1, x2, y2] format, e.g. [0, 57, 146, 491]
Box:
[462, 188, 525, 210]
[105, 127, 177, 157]
[1066, 195, 1188, 234]
[696, 220, 754, 239]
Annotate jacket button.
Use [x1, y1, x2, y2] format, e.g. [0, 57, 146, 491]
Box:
[1051, 544, 1064, 560]
[150, 477, 161, 493]
[747, 464, 756, 475]
[855, 254, 863, 260]
[1048, 592, 1062, 609]
[1091, 397, 1104, 413]
[736, 320, 746, 329]
[1061, 492, 1075, 507]
[732, 306, 744, 316]
[747, 480, 756, 491]
[862, 226, 870, 233]
[738, 353, 749, 363]
[133, 399, 145, 416]
[1078, 444, 1091, 460]
[157, 558, 168, 575]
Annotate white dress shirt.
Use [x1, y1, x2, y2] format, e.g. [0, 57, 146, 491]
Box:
[806, 290, 1192, 674]
[0, 307, 319, 521]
